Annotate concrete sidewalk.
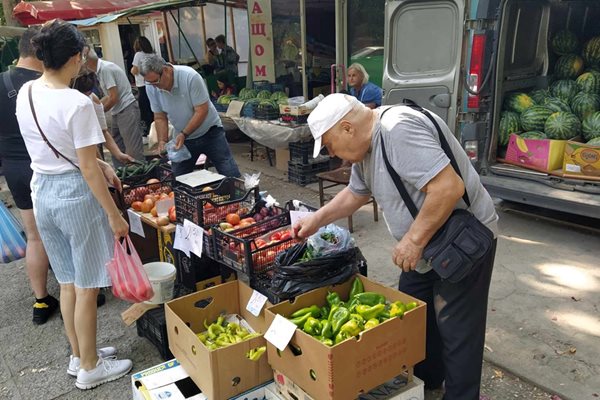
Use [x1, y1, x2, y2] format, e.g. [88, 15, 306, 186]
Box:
[0, 141, 597, 399]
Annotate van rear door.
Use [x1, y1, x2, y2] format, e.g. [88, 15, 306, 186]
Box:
[382, 0, 465, 131]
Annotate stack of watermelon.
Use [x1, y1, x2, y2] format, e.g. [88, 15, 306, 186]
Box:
[235, 86, 289, 119]
[499, 30, 600, 145]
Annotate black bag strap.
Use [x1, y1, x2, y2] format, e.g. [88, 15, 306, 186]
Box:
[28, 83, 80, 170]
[378, 103, 470, 220]
[3, 70, 17, 99]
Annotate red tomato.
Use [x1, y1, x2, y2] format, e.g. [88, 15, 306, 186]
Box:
[270, 232, 282, 241]
[280, 232, 292, 241]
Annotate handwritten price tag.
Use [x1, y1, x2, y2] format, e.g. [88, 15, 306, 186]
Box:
[246, 290, 268, 317]
[264, 314, 297, 351]
[127, 209, 145, 238]
[173, 224, 190, 257]
[183, 219, 204, 257]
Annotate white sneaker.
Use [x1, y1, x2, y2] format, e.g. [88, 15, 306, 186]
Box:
[75, 356, 132, 390]
[67, 346, 118, 377]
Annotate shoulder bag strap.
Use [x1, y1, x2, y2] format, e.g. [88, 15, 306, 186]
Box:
[27, 84, 80, 170]
[3, 70, 17, 99]
[379, 103, 471, 210]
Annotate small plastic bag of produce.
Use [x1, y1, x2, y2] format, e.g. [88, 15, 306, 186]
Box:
[304, 224, 354, 260]
[106, 236, 154, 303]
[165, 139, 192, 163]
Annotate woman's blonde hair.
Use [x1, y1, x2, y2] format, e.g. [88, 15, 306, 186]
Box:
[348, 63, 369, 86]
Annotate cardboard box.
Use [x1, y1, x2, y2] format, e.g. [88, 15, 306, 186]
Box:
[273, 370, 424, 400]
[562, 140, 600, 179]
[131, 359, 205, 400]
[158, 226, 176, 265]
[279, 104, 312, 116]
[264, 275, 426, 400]
[275, 148, 290, 172]
[165, 281, 272, 399]
[504, 133, 568, 172]
[230, 381, 283, 400]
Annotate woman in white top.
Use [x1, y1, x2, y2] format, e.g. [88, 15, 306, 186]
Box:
[130, 36, 155, 137]
[72, 71, 135, 164]
[15, 20, 133, 390]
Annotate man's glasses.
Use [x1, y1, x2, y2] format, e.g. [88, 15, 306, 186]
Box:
[144, 73, 162, 86]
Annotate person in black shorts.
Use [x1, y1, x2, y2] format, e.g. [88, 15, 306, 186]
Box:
[0, 28, 106, 324]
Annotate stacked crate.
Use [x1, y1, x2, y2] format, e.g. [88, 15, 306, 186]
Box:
[287, 140, 331, 186]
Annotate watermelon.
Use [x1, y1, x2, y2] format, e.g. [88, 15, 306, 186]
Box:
[570, 92, 600, 121]
[582, 112, 600, 141]
[238, 88, 258, 100]
[270, 91, 288, 102]
[520, 131, 547, 139]
[544, 112, 581, 139]
[583, 36, 600, 67]
[520, 106, 554, 131]
[551, 30, 579, 55]
[576, 71, 600, 94]
[587, 137, 600, 145]
[503, 93, 535, 113]
[257, 90, 272, 100]
[529, 88, 551, 104]
[550, 80, 579, 103]
[217, 94, 237, 105]
[554, 54, 584, 80]
[543, 97, 571, 113]
[498, 111, 522, 145]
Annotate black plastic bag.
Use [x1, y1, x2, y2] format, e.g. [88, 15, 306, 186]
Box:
[268, 242, 367, 300]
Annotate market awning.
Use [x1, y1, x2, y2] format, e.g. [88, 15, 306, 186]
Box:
[12, 0, 159, 26]
[69, 0, 209, 27]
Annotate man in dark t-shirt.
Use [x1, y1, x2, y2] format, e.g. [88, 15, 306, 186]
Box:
[0, 27, 59, 324]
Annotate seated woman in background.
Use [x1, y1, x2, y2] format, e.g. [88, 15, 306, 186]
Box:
[347, 62, 382, 109]
[211, 72, 236, 99]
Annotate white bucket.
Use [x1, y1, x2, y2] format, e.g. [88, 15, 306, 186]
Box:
[143, 262, 176, 304]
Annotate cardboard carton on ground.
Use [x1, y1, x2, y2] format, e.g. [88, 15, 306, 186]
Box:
[279, 104, 312, 116]
[562, 139, 600, 179]
[131, 359, 205, 400]
[275, 148, 290, 172]
[230, 381, 284, 400]
[264, 274, 426, 400]
[165, 280, 272, 399]
[273, 369, 424, 400]
[504, 133, 568, 172]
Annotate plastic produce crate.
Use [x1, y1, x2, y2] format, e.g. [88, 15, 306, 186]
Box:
[173, 249, 225, 290]
[174, 177, 259, 227]
[253, 104, 280, 120]
[253, 80, 272, 92]
[211, 99, 228, 112]
[214, 213, 295, 277]
[289, 140, 314, 164]
[136, 306, 173, 361]
[287, 159, 331, 186]
[114, 165, 174, 211]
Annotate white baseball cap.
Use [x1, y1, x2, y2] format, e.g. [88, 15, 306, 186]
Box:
[307, 93, 359, 158]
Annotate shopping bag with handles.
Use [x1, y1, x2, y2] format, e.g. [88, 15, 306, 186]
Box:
[106, 236, 154, 302]
[0, 202, 26, 264]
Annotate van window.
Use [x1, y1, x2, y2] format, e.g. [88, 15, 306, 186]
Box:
[503, 1, 544, 73]
[390, 2, 459, 76]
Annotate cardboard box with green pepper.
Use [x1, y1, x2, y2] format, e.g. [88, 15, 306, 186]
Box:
[265, 274, 426, 400]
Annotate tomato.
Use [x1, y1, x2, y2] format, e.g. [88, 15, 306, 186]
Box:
[141, 199, 154, 213]
[280, 232, 292, 241]
[255, 239, 268, 248]
[270, 232, 282, 241]
[131, 201, 143, 212]
[226, 213, 241, 226]
[240, 217, 256, 225]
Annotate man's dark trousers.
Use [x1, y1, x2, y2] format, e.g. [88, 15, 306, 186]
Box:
[399, 240, 497, 400]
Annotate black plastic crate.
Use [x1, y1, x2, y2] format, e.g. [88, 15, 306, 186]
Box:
[253, 103, 280, 120]
[136, 306, 173, 361]
[253, 80, 272, 92]
[214, 214, 295, 277]
[174, 249, 224, 290]
[174, 177, 259, 227]
[211, 99, 228, 113]
[287, 160, 331, 186]
[289, 140, 314, 164]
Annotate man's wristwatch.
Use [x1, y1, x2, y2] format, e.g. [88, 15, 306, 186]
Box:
[180, 130, 189, 137]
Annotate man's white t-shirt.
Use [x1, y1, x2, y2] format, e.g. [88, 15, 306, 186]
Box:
[15, 80, 105, 175]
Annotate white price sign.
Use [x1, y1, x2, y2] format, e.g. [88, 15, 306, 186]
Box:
[264, 314, 297, 351]
[246, 290, 268, 317]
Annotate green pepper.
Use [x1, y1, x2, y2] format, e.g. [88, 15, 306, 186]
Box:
[328, 305, 339, 321]
[330, 306, 351, 334]
[246, 346, 266, 361]
[390, 301, 407, 318]
[364, 318, 379, 330]
[349, 313, 365, 324]
[208, 324, 224, 339]
[356, 304, 386, 320]
[303, 317, 322, 336]
[334, 319, 362, 344]
[289, 312, 312, 327]
[320, 306, 330, 320]
[406, 301, 419, 311]
[318, 337, 333, 346]
[205, 341, 218, 350]
[379, 310, 391, 321]
[290, 305, 321, 319]
[348, 277, 364, 300]
[346, 297, 360, 313]
[320, 320, 333, 339]
[215, 337, 231, 347]
[353, 292, 386, 306]
[326, 291, 343, 307]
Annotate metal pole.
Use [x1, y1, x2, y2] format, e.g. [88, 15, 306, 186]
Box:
[229, 5, 237, 52]
[300, 0, 308, 100]
[168, 10, 202, 67]
[200, 5, 208, 52]
[162, 11, 175, 62]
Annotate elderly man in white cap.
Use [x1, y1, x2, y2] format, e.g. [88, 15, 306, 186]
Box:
[294, 93, 499, 400]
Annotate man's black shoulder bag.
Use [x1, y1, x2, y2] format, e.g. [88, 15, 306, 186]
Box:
[379, 104, 494, 283]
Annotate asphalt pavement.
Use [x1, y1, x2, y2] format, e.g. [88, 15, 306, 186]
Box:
[0, 141, 598, 399]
